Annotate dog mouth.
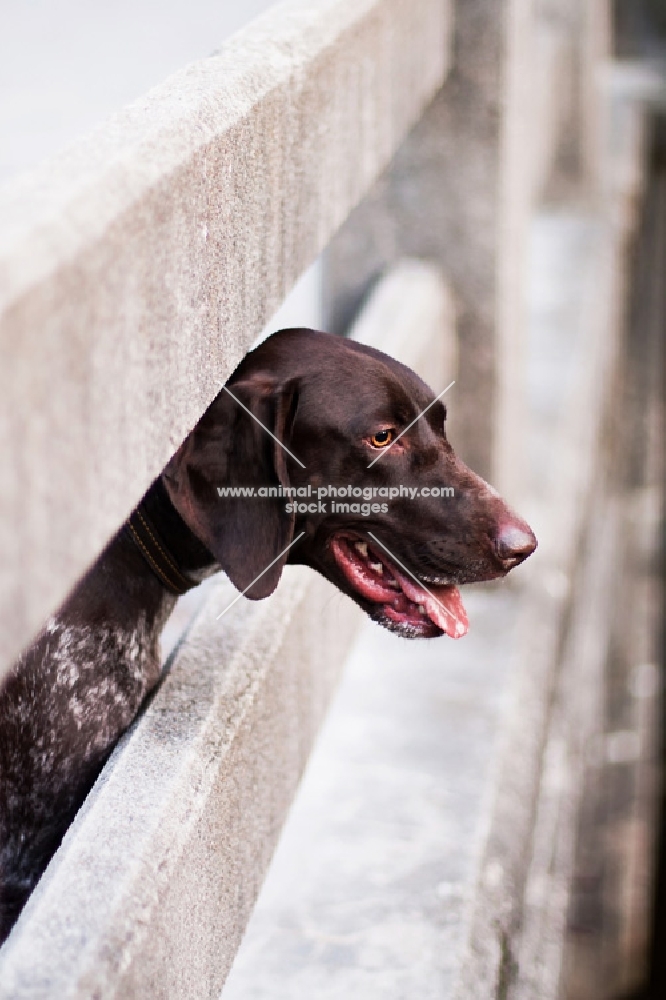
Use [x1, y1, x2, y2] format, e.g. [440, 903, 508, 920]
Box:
[329, 534, 468, 639]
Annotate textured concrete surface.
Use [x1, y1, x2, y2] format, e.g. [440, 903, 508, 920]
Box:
[0, 0, 451, 679]
[531, 0, 580, 199]
[510, 497, 619, 1000]
[221, 587, 520, 1000]
[324, 0, 535, 505]
[580, 0, 613, 189]
[348, 258, 457, 394]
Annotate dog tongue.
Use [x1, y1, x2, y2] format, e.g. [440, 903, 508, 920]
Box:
[392, 568, 468, 638]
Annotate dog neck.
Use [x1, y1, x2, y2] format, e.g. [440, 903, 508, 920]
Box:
[125, 476, 216, 595]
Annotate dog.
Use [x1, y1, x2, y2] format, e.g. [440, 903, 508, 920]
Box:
[0, 328, 536, 942]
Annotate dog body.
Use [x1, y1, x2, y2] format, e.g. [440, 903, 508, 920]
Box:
[0, 329, 535, 941]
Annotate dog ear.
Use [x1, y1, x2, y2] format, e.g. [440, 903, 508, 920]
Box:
[163, 375, 299, 599]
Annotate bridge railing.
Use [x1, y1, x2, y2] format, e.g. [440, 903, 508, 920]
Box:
[1, 1, 655, 997]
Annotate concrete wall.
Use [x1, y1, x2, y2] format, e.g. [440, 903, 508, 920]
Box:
[324, 0, 534, 502]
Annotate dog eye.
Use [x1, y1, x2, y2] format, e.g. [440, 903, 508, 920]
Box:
[370, 429, 395, 448]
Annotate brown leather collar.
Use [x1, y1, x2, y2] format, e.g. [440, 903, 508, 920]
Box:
[125, 499, 199, 596]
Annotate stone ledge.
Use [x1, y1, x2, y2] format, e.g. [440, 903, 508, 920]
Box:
[0, 0, 451, 677]
[220, 585, 524, 1000]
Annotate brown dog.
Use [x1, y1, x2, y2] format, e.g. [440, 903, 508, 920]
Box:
[167, 329, 536, 636]
[0, 329, 535, 941]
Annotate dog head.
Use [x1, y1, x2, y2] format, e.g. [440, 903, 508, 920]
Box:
[164, 329, 536, 639]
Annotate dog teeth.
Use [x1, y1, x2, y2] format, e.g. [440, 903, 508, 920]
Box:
[355, 542, 368, 558]
[418, 604, 426, 614]
[370, 561, 383, 574]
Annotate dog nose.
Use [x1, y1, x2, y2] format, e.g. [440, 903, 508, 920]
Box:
[494, 520, 537, 569]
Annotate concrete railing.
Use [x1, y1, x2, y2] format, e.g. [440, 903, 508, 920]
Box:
[1, 0, 656, 997]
